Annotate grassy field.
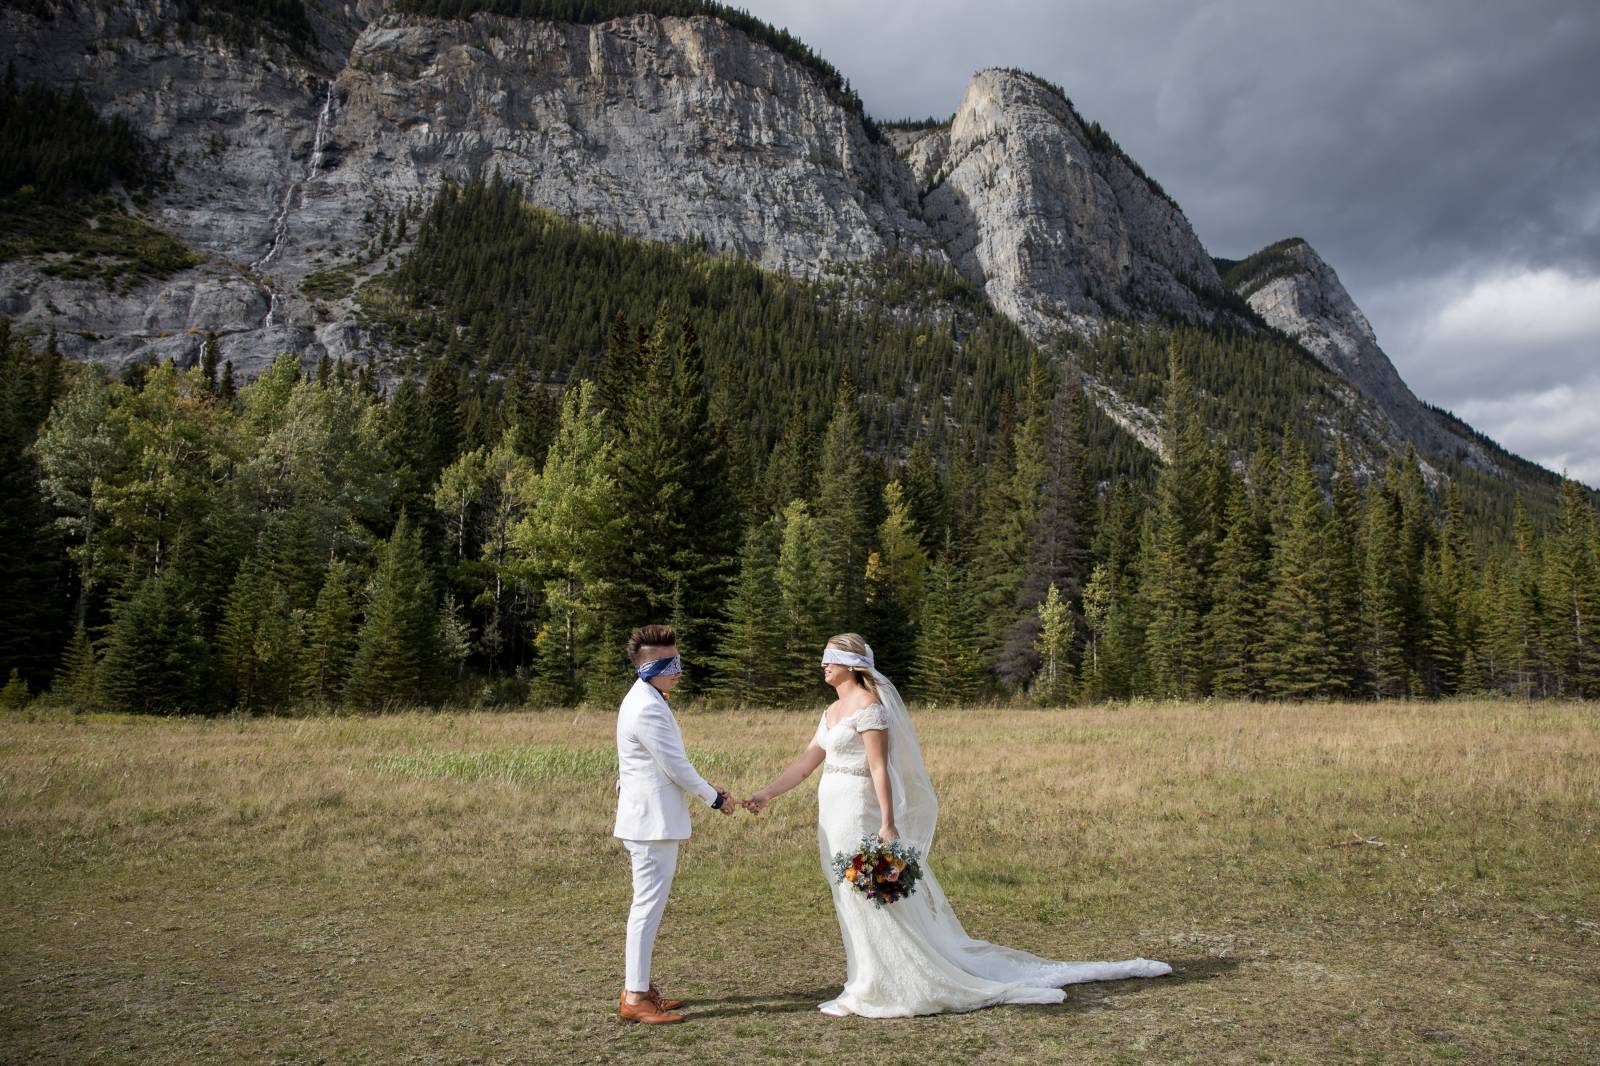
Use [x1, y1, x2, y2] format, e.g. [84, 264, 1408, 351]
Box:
[2, 700, 1597, 1064]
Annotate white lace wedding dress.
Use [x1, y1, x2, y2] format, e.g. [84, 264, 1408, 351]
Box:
[814, 703, 1171, 1018]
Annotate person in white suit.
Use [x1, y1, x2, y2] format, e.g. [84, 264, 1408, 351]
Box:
[614, 624, 732, 1024]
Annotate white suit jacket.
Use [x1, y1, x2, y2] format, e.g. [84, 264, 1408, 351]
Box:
[613, 679, 718, 841]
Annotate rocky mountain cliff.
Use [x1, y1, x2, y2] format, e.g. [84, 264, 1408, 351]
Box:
[4, 0, 940, 373]
[896, 69, 1223, 336]
[0, 0, 1539, 484]
[1, 1, 1228, 367]
[1223, 238, 1493, 471]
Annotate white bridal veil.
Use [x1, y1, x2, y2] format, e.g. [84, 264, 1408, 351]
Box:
[822, 643, 939, 856]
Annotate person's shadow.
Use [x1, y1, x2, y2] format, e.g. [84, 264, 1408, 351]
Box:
[1056, 956, 1242, 1015]
[685, 987, 844, 1020]
[683, 958, 1242, 1021]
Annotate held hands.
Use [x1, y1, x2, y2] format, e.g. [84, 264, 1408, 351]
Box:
[740, 791, 771, 816]
[713, 787, 735, 815]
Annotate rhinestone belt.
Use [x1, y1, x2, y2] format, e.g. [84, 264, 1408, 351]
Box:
[824, 763, 871, 777]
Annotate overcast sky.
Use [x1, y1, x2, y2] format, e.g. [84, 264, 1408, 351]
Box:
[735, 0, 1600, 486]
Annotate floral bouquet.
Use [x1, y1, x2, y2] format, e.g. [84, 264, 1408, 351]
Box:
[831, 836, 924, 906]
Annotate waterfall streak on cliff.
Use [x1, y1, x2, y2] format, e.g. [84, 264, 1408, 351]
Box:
[254, 82, 336, 326]
[303, 83, 336, 206]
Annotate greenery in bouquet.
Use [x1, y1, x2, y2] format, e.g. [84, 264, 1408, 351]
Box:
[831, 836, 924, 905]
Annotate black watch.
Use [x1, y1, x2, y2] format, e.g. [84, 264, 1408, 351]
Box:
[710, 792, 726, 810]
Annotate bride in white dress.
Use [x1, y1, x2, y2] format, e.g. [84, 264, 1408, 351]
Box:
[743, 633, 1171, 1018]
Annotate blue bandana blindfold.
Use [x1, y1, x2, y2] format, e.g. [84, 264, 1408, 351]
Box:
[637, 654, 682, 680]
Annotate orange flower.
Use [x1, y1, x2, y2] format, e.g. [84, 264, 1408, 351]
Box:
[844, 867, 859, 882]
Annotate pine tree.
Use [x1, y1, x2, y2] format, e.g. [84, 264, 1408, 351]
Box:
[593, 309, 645, 431]
[1507, 501, 1547, 696]
[913, 536, 985, 704]
[1324, 441, 1363, 696]
[1001, 365, 1091, 689]
[775, 499, 830, 700]
[0, 669, 28, 709]
[1140, 346, 1213, 698]
[1394, 447, 1434, 688]
[608, 313, 740, 681]
[55, 624, 102, 710]
[300, 559, 357, 704]
[422, 355, 464, 484]
[1079, 562, 1117, 700]
[898, 441, 947, 550]
[1546, 479, 1600, 696]
[382, 375, 432, 520]
[439, 592, 473, 684]
[1205, 479, 1269, 699]
[100, 570, 210, 714]
[710, 522, 787, 706]
[1260, 450, 1339, 700]
[218, 551, 296, 712]
[1361, 476, 1410, 698]
[863, 480, 930, 683]
[813, 374, 871, 635]
[201, 331, 220, 394]
[1083, 484, 1145, 700]
[760, 402, 818, 517]
[499, 360, 555, 461]
[944, 430, 985, 553]
[0, 323, 69, 686]
[974, 356, 1048, 683]
[1474, 553, 1516, 694]
[345, 511, 441, 708]
[1422, 485, 1472, 695]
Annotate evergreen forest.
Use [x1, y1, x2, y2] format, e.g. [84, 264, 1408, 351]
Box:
[0, 71, 200, 287]
[3, 166, 1598, 715]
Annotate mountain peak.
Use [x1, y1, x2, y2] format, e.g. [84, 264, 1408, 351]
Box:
[1228, 236, 1498, 470]
[906, 65, 1221, 335]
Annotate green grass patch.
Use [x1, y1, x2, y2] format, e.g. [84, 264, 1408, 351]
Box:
[0, 194, 203, 290]
[300, 265, 356, 301]
[371, 742, 753, 786]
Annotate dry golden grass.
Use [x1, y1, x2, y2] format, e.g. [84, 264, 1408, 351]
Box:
[2, 700, 1598, 1064]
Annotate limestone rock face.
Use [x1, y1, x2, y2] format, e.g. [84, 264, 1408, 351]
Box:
[900, 70, 1223, 338]
[324, 12, 932, 272]
[0, 3, 1501, 481]
[0, 0, 375, 372]
[1236, 239, 1492, 469]
[1, 2, 934, 375]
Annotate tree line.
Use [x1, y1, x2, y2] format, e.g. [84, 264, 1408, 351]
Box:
[2, 306, 1597, 714]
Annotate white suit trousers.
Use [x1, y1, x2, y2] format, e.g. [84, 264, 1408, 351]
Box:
[622, 839, 680, 992]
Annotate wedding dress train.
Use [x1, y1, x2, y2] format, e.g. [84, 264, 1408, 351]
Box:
[814, 704, 1171, 1018]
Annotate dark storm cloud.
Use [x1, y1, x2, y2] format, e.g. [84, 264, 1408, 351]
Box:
[736, 0, 1600, 484]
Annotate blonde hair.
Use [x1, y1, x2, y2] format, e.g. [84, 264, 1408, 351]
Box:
[825, 633, 881, 701]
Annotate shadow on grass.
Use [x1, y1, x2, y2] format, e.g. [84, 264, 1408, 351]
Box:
[1060, 956, 1244, 1014]
[683, 987, 843, 1020]
[682, 958, 1243, 1021]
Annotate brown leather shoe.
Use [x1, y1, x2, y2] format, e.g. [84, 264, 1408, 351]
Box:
[619, 990, 684, 1024]
[647, 985, 684, 1010]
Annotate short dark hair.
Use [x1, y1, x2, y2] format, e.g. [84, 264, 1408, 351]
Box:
[626, 624, 676, 665]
